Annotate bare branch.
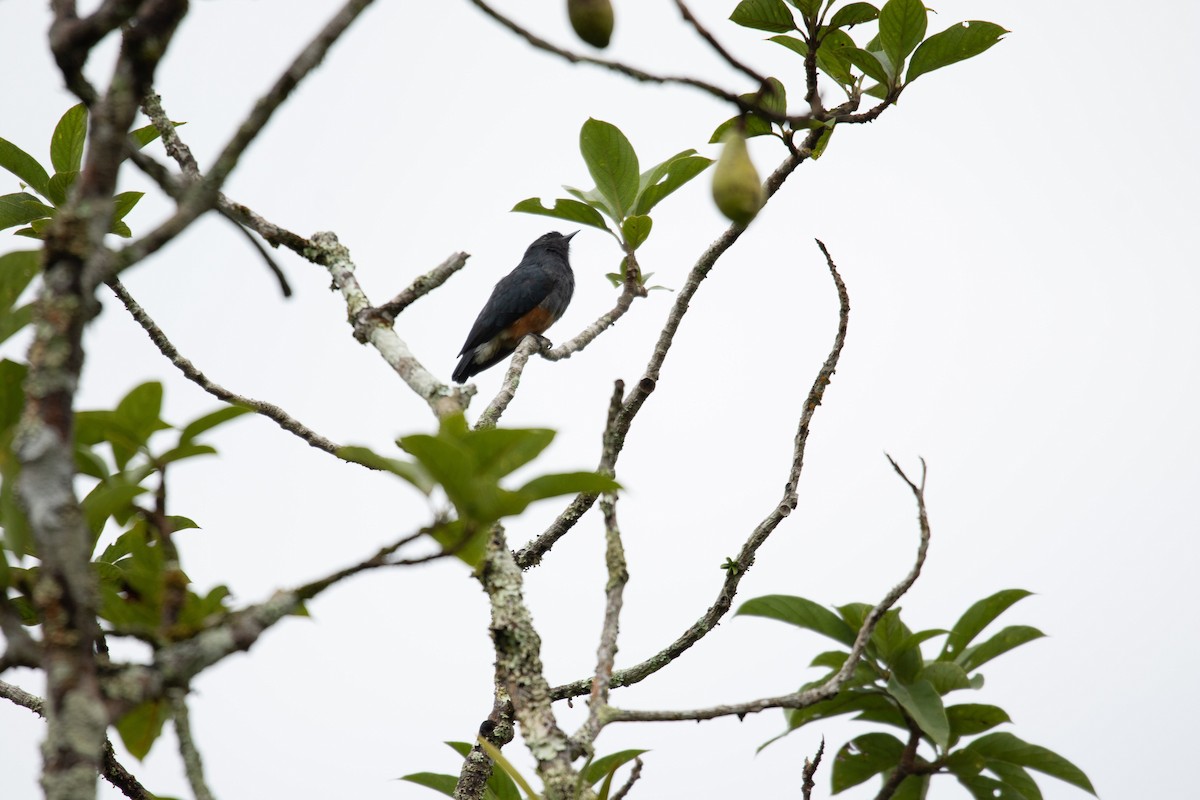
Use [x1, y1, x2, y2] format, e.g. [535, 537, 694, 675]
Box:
[874, 726, 923, 800]
[610, 757, 644, 800]
[367, 252, 470, 322]
[216, 206, 293, 297]
[551, 234, 841, 699]
[454, 690, 516, 800]
[113, 0, 379, 279]
[475, 335, 548, 429]
[105, 278, 342, 456]
[574, 383, 629, 748]
[469, 0, 811, 127]
[598, 456, 932, 724]
[167, 689, 215, 800]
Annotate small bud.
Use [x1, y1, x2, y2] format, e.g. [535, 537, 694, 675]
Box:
[568, 0, 614, 49]
[711, 129, 764, 226]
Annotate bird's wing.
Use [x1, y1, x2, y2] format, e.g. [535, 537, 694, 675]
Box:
[457, 264, 558, 355]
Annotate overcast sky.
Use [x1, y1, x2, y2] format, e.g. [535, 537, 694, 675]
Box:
[1, 1, 1197, 799]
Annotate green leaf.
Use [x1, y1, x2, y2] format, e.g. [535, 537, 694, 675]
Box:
[443, 742, 521, 800]
[397, 434, 481, 516]
[44, 171, 79, 206]
[583, 749, 649, 785]
[920, 661, 972, 695]
[708, 114, 774, 145]
[12, 227, 42, 240]
[154, 443, 217, 467]
[987, 761, 1044, 800]
[632, 152, 712, 215]
[946, 703, 1012, 742]
[907, 21, 1009, 83]
[51, 104, 88, 174]
[564, 185, 616, 220]
[816, 29, 858, 85]
[0, 192, 54, 231]
[767, 691, 892, 746]
[399, 773, 457, 797]
[511, 197, 610, 232]
[0, 137, 51, 197]
[840, 47, 890, 84]
[958, 773, 1031, 800]
[166, 515, 199, 532]
[130, 120, 185, 149]
[830, 2, 879, 28]
[789, 0, 822, 19]
[336, 445, 435, 495]
[966, 733, 1096, 795]
[886, 676, 949, 749]
[179, 406, 252, 443]
[115, 699, 168, 760]
[945, 748, 987, 778]
[462, 426, 556, 480]
[871, 609, 920, 681]
[892, 775, 930, 800]
[82, 480, 147, 537]
[0, 303, 32, 346]
[747, 77, 787, 118]
[579, 119, 639, 219]
[940, 589, 1033, 661]
[516, 471, 619, 503]
[0, 250, 40, 315]
[115, 382, 168, 448]
[0, 359, 28, 435]
[109, 220, 132, 238]
[958, 625, 1045, 672]
[621, 215, 652, 250]
[835, 602, 873, 633]
[878, 0, 927, 67]
[111, 191, 143, 222]
[730, 0, 796, 33]
[737, 595, 857, 647]
[832, 732, 905, 793]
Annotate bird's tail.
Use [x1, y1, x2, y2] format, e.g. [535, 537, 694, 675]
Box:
[451, 350, 477, 384]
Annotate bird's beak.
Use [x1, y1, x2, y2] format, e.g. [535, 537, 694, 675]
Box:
[565, 230, 579, 241]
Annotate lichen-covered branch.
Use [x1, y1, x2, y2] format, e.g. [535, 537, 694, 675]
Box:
[478, 526, 586, 800]
[308, 232, 471, 419]
[167, 689, 215, 800]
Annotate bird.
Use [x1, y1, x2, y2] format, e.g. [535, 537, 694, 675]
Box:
[452, 231, 577, 383]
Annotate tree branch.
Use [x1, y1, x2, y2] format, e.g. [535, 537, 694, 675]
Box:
[550, 235, 843, 699]
[105, 277, 343, 457]
[167, 689, 215, 800]
[468, 0, 810, 127]
[598, 456, 931, 724]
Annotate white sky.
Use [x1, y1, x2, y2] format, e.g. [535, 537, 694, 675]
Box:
[1, 1, 1197, 799]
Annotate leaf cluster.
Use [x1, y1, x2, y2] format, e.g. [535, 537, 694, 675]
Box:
[737, 590, 1095, 799]
[403, 742, 645, 800]
[0, 103, 171, 240]
[339, 413, 618, 568]
[513, 118, 711, 289]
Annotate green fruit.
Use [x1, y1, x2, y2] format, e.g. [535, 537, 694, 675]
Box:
[568, 0, 614, 49]
[712, 129, 764, 226]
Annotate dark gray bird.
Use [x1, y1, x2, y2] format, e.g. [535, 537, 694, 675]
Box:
[452, 231, 577, 383]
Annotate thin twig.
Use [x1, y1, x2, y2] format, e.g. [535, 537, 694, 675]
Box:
[599, 456, 931, 724]
[610, 757, 644, 800]
[674, 0, 768, 86]
[550, 235, 842, 699]
[168, 688, 215, 800]
[105, 277, 343, 456]
[574, 383, 628, 748]
[216, 206, 293, 297]
[367, 252, 470, 322]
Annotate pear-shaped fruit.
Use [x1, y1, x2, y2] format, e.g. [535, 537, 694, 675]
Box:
[712, 129, 764, 226]
[568, 0, 614, 49]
